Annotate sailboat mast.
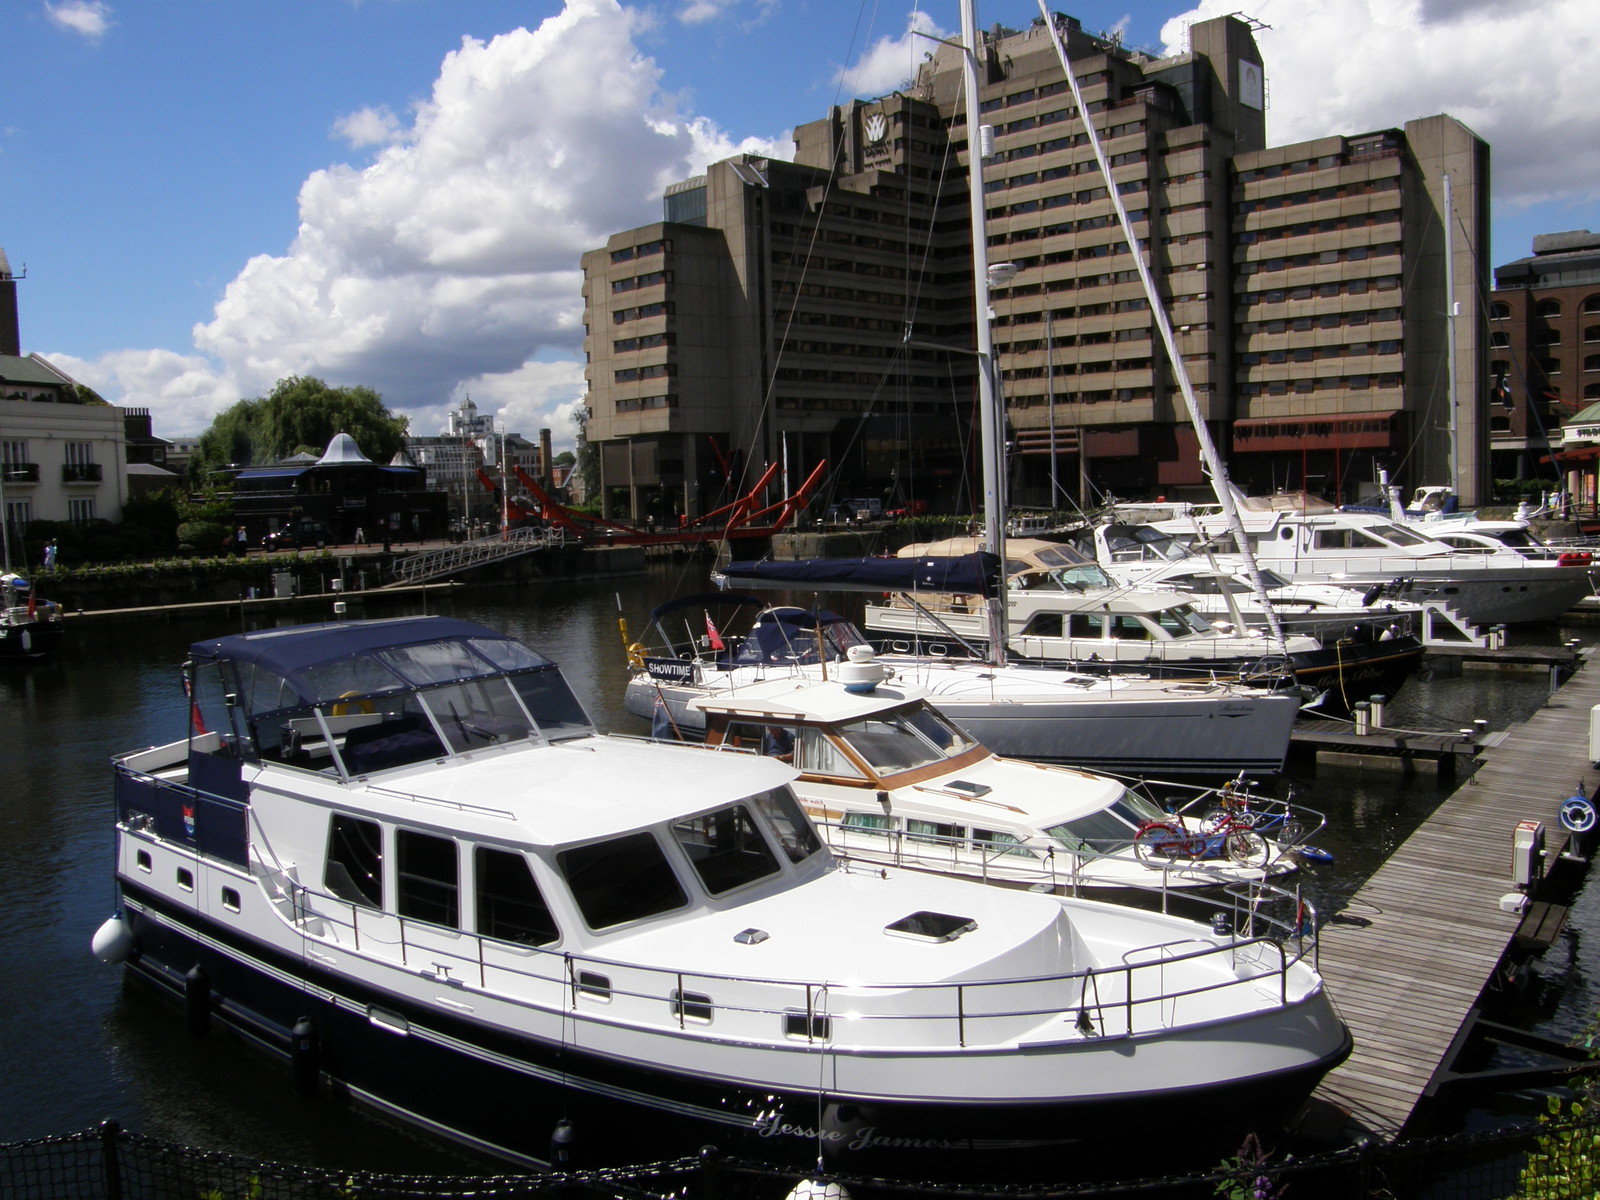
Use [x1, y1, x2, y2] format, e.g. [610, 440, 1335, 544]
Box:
[1443, 172, 1459, 496]
[960, 0, 1009, 663]
[1034, 3, 1286, 647]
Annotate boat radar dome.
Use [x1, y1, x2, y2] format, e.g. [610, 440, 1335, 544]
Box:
[837, 644, 888, 693]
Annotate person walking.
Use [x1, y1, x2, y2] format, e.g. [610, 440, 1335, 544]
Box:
[42, 539, 57, 570]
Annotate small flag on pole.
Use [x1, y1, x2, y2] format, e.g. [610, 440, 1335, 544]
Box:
[705, 612, 724, 651]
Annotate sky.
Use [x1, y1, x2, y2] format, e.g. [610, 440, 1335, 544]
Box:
[5, 0, 1599, 452]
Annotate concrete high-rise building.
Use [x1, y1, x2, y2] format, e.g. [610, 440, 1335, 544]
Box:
[581, 11, 1490, 520]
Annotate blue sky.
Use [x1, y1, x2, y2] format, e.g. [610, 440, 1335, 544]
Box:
[6, 0, 1598, 449]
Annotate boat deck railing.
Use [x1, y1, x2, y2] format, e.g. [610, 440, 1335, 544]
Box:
[274, 872, 1316, 1049]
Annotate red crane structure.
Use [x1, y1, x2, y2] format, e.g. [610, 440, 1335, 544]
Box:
[474, 460, 827, 547]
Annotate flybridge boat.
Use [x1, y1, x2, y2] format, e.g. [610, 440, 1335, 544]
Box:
[93, 616, 1348, 1175]
[1059, 522, 1488, 649]
[674, 650, 1324, 898]
[1139, 495, 1595, 627]
[626, 579, 1301, 777]
[851, 540, 1422, 717]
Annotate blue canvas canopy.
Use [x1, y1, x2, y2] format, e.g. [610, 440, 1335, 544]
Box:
[716, 553, 1001, 598]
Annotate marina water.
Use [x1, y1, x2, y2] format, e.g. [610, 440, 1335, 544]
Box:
[4, 565, 1595, 1172]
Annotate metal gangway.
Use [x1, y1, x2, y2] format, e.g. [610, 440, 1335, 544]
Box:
[385, 527, 573, 587]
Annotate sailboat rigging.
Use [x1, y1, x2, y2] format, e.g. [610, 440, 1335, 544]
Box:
[1031, 2, 1288, 649]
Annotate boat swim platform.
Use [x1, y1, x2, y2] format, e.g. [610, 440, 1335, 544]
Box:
[1300, 647, 1600, 1145]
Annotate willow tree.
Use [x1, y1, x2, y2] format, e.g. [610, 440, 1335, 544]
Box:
[188, 376, 409, 484]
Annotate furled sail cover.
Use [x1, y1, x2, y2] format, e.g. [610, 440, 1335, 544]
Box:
[716, 553, 1000, 597]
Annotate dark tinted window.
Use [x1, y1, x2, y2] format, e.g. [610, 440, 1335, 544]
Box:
[559, 832, 687, 929]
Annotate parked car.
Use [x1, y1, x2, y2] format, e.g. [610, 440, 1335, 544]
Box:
[262, 519, 332, 551]
[886, 499, 928, 518]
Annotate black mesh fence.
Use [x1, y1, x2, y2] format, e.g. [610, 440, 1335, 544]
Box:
[3, 1116, 1597, 1200]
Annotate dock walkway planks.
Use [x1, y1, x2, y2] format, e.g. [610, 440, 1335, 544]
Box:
[1307, 649, 1600, 1140]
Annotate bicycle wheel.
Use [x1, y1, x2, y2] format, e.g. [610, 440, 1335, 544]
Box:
[1223, 827, 1270, 868]
[1134, 823, 1186, 866]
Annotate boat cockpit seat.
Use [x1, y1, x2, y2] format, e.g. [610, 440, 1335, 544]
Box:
[340, 714, 447, 774]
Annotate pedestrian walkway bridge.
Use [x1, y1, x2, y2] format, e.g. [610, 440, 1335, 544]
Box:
[385, 528, 575, 586]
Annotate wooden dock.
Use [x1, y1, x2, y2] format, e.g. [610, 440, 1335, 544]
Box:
[1303, 648, 1600, 1142]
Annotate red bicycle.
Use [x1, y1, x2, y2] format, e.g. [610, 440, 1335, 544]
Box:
[1132, 802, 1271, 869]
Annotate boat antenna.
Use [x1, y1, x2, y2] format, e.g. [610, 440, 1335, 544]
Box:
[1033, 3, 1287, 649]
[960, 0, 1010, 665]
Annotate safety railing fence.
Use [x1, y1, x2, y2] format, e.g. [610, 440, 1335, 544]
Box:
[6, 1113, 1595, 1200]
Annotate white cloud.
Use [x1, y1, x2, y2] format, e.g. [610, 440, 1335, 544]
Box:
[44, 0, 111, 40]
[89, 0, 786, 445]
[45, 348, 244, 435]
[1160, 0, 1600, 214]
[332, 105, 406, 150]
[836, 11, 950, 99]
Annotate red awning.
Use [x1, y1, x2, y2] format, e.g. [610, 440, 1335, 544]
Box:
[1542, 446, 1600, 464]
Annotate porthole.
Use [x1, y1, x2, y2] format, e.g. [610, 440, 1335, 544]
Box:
[176, 868, 195, 892]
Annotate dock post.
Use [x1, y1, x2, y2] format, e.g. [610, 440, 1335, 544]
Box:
[1353, 701, 1370, 736]
[1369, 695, 1386, 729]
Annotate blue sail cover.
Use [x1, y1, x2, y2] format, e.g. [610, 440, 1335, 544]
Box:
[717, 553, 1000, 597]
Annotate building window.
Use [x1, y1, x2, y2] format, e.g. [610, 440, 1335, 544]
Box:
[1492, 301, 1511, 320]
[1536, 298, 1563, 318]
[67, 498, 96, 523]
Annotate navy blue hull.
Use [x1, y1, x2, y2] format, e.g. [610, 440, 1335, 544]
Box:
[119, 880, 1346, 1182]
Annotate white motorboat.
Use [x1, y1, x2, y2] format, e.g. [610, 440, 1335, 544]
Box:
[850, 538, 1424, 717]
[678, 651, 1324, 898]
[1139, 494, 1595, 627]
[93, 615, 1348, 1176]
[626, 589, 1300, 776]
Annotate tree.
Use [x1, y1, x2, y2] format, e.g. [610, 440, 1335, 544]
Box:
[188, 376, 409, 483]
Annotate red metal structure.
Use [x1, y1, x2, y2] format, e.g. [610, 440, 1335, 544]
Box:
[474, 461, 827, 546]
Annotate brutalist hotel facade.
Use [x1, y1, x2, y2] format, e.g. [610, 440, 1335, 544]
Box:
[581, 11, 1490, 523]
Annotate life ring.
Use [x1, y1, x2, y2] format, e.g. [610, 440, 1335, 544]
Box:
[1558, 794, 1596, 833]
[627, 642, 647, 670]
[330, 690, 375, 717]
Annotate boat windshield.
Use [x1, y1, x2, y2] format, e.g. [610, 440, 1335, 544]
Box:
[1043, 790, 1167, 854]
[1103, 524, 1190, 563]
[837, 705, 975, 773]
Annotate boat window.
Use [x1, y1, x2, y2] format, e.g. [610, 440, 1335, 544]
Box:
[559, 832, 688, 930]
[793, 727, 865, 777]
[1156, 606, 1215, 636]
[1067, 613, 1107, 639]
[303, 654, 407, 705]
[397, 830, 459, 927]
[1035, 547, 1082, 568]
[420, 677, 535, 753]
[509, 668, 594, 740]
[672, 804, 781, 895]
[1313, 528, 1356, 550]
[908, 818, 962, 843]
[326, 815, 384, 908]
[838, 713, 951, 772]
[376, 638, 488, 686]
[724, 720, 797, 758]
[335, 700, 448, 775]
[1054, 564, 1114, 589]
[1019, 613, 1063, 637]
[749, 787, 824, 864]
[1257, 569, 1289, 587]
[475, 846, 559, 946]
[1110, 615, 1151, 640]
[903, 705, 975, 754]
[1046, 809, 1135, 853]
[842, 811, 893, 833]
[973, 828, 1033, 857]
[466, 637, 554, 674]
